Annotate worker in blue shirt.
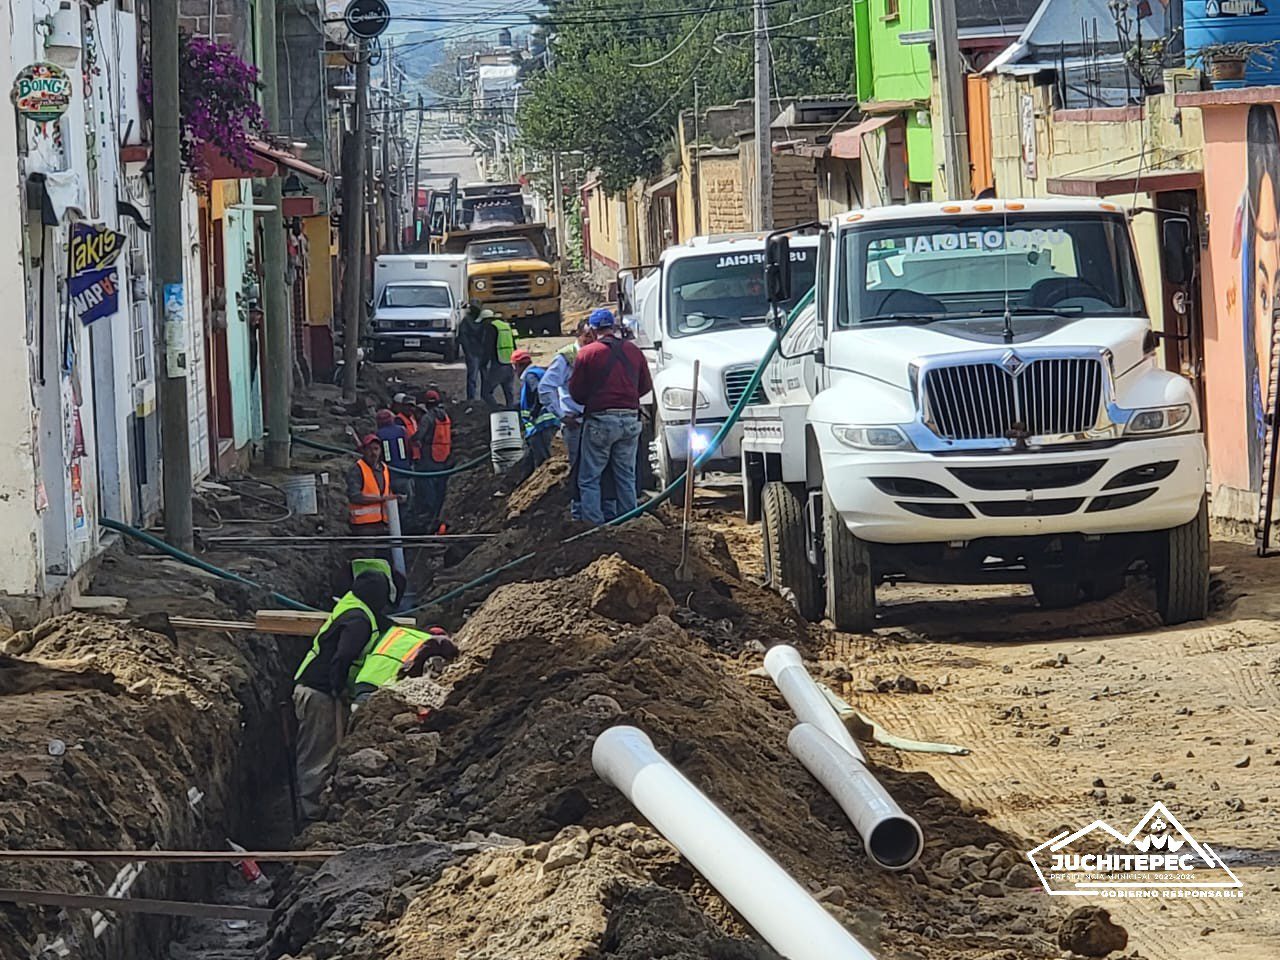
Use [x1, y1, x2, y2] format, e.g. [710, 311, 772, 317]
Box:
[511, 349, 559, 478]
[539, 320, 596, 518]
[375, 409, 413, 499]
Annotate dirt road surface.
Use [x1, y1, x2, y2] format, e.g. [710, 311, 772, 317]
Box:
[716, 507, 1280, 959]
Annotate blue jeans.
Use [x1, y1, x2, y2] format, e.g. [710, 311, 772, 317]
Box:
[463, 349, 484, 400]
[579, 412, 641, 525]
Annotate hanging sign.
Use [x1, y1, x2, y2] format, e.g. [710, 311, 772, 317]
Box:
[344, 0, 391, 39]
[69, 222, 128, 326]
[11, 62, 73, 122]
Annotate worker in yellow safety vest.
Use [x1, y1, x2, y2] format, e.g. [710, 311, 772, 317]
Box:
[292, 571, 392, 819]
[483, 310, 518, 409]
[351, 625, 458, 703]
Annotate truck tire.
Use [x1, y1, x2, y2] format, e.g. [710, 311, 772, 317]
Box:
[638, 415, 658, 490]
[762, 482, 823, 621]
[443, 338, 459, 364]
[823, 491, 876, 633]
[653, 414, 680, 491]
[1156, 497, 1210, 625]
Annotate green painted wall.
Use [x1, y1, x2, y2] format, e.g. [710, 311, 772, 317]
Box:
[852, 0, 935, 183]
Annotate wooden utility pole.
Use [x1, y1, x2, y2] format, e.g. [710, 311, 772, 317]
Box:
[152, 0, 193, 550]
[259, 0, 291, 468]
[931, 0, 971, 199]
[339, 44, 370, 401]
[411, 94, 423, 245]
[551, 151, 564, 273]
[753, 0, 773, 231]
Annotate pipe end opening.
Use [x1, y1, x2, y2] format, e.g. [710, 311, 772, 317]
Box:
[868, 816, 923, 870]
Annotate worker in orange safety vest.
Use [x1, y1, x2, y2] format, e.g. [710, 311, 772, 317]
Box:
[413, 390, 453, 532]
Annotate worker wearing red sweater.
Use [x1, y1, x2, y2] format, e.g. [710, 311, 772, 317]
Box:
[568, 308, 653, 524]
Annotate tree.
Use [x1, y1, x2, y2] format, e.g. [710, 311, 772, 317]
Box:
[519, 0, 852, 192]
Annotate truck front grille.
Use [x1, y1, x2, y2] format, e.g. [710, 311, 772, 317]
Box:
[724, 366, 767, 407]
[922, 358, 1105, 441]
[489, 274, 532, 298]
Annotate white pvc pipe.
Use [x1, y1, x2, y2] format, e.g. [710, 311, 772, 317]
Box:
[592, 726, 877, 960]
[385, 498, 407, 577]
[764, 645, 865, 763]
[788, 724, 923, 871]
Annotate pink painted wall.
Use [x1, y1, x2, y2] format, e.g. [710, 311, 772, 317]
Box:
[1199, 104, 1272, 501]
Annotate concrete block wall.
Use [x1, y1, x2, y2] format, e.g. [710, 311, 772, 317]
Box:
[179, 0, 253, 56]
[701, 154, 748, 235]
[773, 153, 818, 228]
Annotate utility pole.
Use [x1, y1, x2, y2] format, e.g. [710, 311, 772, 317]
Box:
[551, 151, 564, 274]
[152, 0, 193, 550]
[753, 0, 773, 231]
[339, 44, 370, 401]
[259, 0, 291, 468]
[411, 94, 423, 246]
[931, 0, 971, 200]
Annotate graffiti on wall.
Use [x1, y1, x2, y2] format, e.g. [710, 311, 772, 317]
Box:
[1234, 104, 1280, 491]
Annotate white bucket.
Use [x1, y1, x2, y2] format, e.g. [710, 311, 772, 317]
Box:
[490, 411, 525, 474]
[281, 474, 319, 516]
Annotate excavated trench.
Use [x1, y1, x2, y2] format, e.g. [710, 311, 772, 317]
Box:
[3, 374, 1073, 960]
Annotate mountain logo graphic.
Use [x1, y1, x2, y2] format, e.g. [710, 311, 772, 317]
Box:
[1026, 802, 1244, 898]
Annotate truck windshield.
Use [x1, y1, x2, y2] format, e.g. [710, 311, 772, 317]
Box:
[838, 214, 1145, 326]
[382, 285, 452, 309]
[467, 238, 538, 262]
[666, 248, 816, 337]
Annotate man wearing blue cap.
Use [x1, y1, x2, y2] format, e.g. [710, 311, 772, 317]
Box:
[569, 307, 654, 524]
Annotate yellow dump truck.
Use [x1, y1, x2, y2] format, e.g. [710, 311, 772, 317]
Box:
[425, 184, 562, 337]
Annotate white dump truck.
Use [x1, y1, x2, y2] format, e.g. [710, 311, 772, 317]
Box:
[629, 233, 817, 487]
[371, 254, 467, 363]
[741, 199, 1208, 631]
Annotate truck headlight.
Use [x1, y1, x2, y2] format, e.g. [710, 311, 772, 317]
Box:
[831, 424, 914, 450]
[535, 274, 548, 286]
[1124, 404, 1192, 436]
[472, 279, 488, 292]
[663, 387, 709, 411]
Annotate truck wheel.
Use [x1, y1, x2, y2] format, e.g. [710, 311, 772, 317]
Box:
[1031, 578, 1082, 610]
[443, 338, 459, 364]
[763, 482, 823, 621]
[638, 416, 658, 490]
[823, 491, 876, 632]
[1156, 497, 1210, 625]
[653, 415, 680, 491]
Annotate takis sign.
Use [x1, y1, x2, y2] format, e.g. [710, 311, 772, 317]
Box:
[344, 0, 391, 39]
[11, 62, 72, 122]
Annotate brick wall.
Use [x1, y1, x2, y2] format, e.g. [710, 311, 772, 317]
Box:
[179, 0, 253, 57]
[700, 153, 747, 235]
[772, 152, 819, 228]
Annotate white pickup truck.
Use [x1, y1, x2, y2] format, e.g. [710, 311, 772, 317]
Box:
[370, 254, 467, 363]
[630, 233, 817, 487]
[741, 199, 1208, 631]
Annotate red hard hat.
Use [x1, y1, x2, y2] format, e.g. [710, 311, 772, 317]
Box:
[375, 408, 395, 425]
[422, 389, 442, 404]
[359, 433, 380, 449]
[426, 625, 449, 636]
[510, 349, 532, 365]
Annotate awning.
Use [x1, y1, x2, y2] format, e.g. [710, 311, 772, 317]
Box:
[191, 139, 331, 183]
[1046, 168, 1203, 198]
[644, 172, 679, 198]
[830, 116, 896, 159]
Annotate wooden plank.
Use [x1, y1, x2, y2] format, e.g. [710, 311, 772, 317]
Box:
[0, 849, 338, 863]
[254, 610, 415, 636]
[0, 888, 274, 922]
[71, 596, 129, 615]
[168, 617, 257, 632]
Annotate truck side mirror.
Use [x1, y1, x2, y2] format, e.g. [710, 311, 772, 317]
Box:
[765, 234, 792, 305]
[1162, 217, 1194, 286]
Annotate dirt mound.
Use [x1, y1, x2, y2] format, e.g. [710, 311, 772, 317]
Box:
[288, 557, 1058, 959]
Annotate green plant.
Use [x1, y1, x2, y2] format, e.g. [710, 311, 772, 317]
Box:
[1191, 39, 1280, 68]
